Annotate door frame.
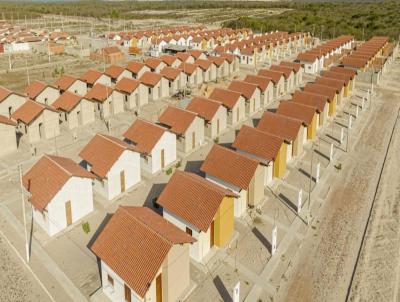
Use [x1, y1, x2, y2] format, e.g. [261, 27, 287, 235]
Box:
[120, 170, 126, 193]
[156, 273, 162, 302]
[65, 200, 72, 226]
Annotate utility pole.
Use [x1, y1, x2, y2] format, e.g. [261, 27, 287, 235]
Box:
[19, 165, 30, 263]
[25, 60, 30, 85]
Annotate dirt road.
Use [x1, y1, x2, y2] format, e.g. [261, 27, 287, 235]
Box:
[275, 60, 400, 302]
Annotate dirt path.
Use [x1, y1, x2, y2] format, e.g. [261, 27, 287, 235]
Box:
[275, 60, 400, 302]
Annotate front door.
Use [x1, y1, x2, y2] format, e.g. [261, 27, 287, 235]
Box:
[65, 201, 72, 226]
[38, 122, 44, 139]
[120, 171, 126, 193]
[210, 220, 215, 248]
[216, 119, 220, 134]
[192, 132, 196, 149]
[156, 274, 162, 302]
[124, 284, 131, 302]
[160, 149, 165, 168]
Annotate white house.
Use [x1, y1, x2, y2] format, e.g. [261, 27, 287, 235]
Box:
[270, 65, 296, 92]
[227, 80, 261, 116]
[24, 80, 60, 105]
[139, 72, 169, 101]
[80, 69, 112, 88]
[91, 206, 195, 302]
[104, 65, 132, 84]
[85, 83, 125, 118]
[115, 77, 149, 109]
[23, 154, 94, 236]
[79, 133, 141, 200]
[158, 106, 205, 154]
[123, 119, 177, 174]
[0, 85, 26, 117]
[0, 115, 17, 157]
[159, 54, 181, 68]
[159, 67, 186, 95]
[179, 63, 203, 87]
[257, 69, 285, 98]
[126, 61, 151, 79]
[55, 75, 88, 96]
[145, 57, 166, 73]
[296, 53, 320, 74]
[243, 74, 274, 107]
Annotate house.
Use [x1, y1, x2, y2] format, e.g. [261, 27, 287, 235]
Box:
[158, 106, 204, 154]
[194, 59, 215, 83]
[175, 52, 195, 64]
[85, 83, 124, 118]
[257, 69, 285, 98]
[139, 72, 169, 101]
[104, 65, 132, 84]
[52, 92, 95, 129]
[315, 76, 346, 104]
[179, 63, 203, 86]
[220, 53, 239, 74]
[24, 80, 60, 105]
[292, 91, 329, 128]
[0, 85, 26, 117]
[115, 77, 149, 109]
[80, 69, 112, 88]
[280, 61, 303, 86]
[208, 56, 229, 78]
[243, 75, 274, 107]
[303, 83, 338, 116]
[276, 101, 317, 142]
[11, 100, 60, 143]
[239, 47, 256, 65]
[91, 46, 124, 65]
[126, 61, 151, 79]
[296, 53, 320, 74]
[270, 65, 295, 92]
[227, 80, 261, 115]
[145, 57, 166, 73]
[323, 70, 354, 95]
[186, 96, 227, 139]
[209, 88, 246, 127]
[201, 144, 264, 217]
[257, 111, 304, 161]
[55, 75, 87, 96]
[232, 125, 287, 185]
[79, 133, 141, 200]
[123, 119, 177, 174]
[159, 54, 181, 68]
[91, 206, 195, 302]
[188, 49, 207, 60]
[328, 67, 357, 91]
[0, 115, 17, 157]
[22, 154, 94, 236]
[158, 171, 235, 262]
[159, 67, 185, 95]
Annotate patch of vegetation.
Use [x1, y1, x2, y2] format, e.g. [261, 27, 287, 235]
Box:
[166, 167, 173, 175]
[82, 221, 90, 234]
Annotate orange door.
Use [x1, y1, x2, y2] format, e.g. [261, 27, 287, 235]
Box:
[156, 274, 162, 302]
[120, 171, 126, 193]
[160, 149, 165, 168]
[65, 201, 72, 226]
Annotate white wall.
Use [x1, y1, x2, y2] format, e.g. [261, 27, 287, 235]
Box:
[0, 123, 17, 157]
[67, 81, 87, 96]
[0, 94, 26, 117]
[146, 131, 177, 174]
[35, 87, 60, 106]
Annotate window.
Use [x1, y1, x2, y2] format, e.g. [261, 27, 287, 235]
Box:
[186, 227, 192, 236]
[107, 274, 114, 288]
[44, 97, 48, 105]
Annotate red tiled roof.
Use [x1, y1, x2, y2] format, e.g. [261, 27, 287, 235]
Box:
[79, 133, 137, 178]
[321, 70, 352, 83]
[159, 67, 181, 81]
[52, 91, 83, 112]
[194, 59, 211, 71]
[315, 76, 346, 91]
[104, 65, 126, 79]
[0, 114, 17, 126]
[80, 69, 104, 85]
[276, 101, 316, 126]
[243, 75, 272, 92]
[91, 206, 195, 299]
[329, 66, 357, 77]
[84, 83, 113, 102]
[270, 65, 293, 79]
[123, 119, 167, 155]
[55, 75, 78, 91]
[11, 99, 56, 124]
[0, 85, 13, 102]
[200, 144, 259, 190]
[23, 154, 94, 211]
[145, 57, 163, 70]
[257, 69, 284, 84]
[158, 171, 235, 232]
[188, 49, 204, 59]
[292, 90, 328, 113]
[207, 55, 225, 67]
[139, 72, 162, 87]
[297, 53, 319, 62]
[159, 54, 178, 66]
[280, 61, 301, 72]
[178, 62, 197, 75]
[158, 106, 198, 135]
[257, 111, 301, 141]
[303, 83, 337, 101]
[175, 52, 191, 62]
[228, 80, 258, 100]
[24, 80, 49, 99]
[209, 88, 242, 109]
[232, 125, 284, 162]
[115, 77, 140, 94]
[186, 96, 222, 121]
[126, 61, 147, 74]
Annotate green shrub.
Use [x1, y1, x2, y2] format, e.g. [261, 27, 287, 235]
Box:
[166, 167, 173, 175]
[82, 222, 91, 234]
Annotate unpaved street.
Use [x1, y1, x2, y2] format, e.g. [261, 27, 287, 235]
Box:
[276, 59, 400, 302]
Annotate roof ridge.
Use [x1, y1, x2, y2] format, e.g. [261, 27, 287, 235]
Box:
[137, 118, 167, 131]
[98, 133, 127, 149]
[44, 154, 73, 177]
[178, 171, 227, 195]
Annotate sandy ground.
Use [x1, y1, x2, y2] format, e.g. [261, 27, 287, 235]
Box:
[275, 59, 400, 302]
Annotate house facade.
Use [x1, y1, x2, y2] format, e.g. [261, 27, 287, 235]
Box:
[0, 86, 26, 117]
[0, 115, 17, 157]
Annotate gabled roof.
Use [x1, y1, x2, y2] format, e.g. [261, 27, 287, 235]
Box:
[209, 88, 242, 109]
[228, 80, 258, 100]
[158, 106, 198, 135]
[232, 125, 284, 162]
[303, 83, 337, 101]
[123, 119, 167, 155]
[52, 91, 83, 112]
[175, 52, 191, 62]
[0, 114, 17, 126]
[159, 67, 181, 81]
[187, 49, 205, 59]
[79, 133, 137, 178]
[145, 57, 163, 70]
[23, 154, 94, 211]
[25, 80, 54, 99]
[80, 69, 104, 85]
[243, 75, 272, 92]
[126, 61, 147, 74]
[207, 55, 225, 67]
[315, 76, 346, 91]
[104, 65, 126, 79]
[139, 72, 162, 87]
[276, 101, 316, 126]
[200, 144, 259, 190]
[0, 86, 13, 102]
[257, 69, 284, 84]
[270, 65, 294, 79]
[194, 59, 211, 71]
[321, 70, 352, 83]
[11, 99, 57, 125]
[329, 66, 357, 77]
[91, 206, 195, 299]
[84, 83, 113, 103]
[159, 54, 178, 66]
[55, 75, 79, 91]
[178, 62, 197, 75]
[157, 171, 235, 232]
[257, 111, 301, 142]
[292, 90, 328, 113]
[296, 53, 320, 63]
[186, 96, 222, 122]
[280, 61, 301, 72]
[115, 77, 140, 94]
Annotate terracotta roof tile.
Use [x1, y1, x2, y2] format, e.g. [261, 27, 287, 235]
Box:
[303, 83, 337, 101]
[79, 133, 137, 178]
[321, 70, 352, 83]
[126, 61, 147, 74]
[139, 71, 162, 87]
[158, 171, 235, 231]
[23, 154, 94, 211]
[123, 119, 166, 155]
[0, 114, 17, 126]
[257, 69, 284, 84]
[159, 67, 181, 81]
[207, 55, 225, 67]
[159, 54, 178, 66]
[186, 97, 222, 121]
[52, 91, 83, 112]
[158, 106, 198, 135]
[257, 111, 301, 141]
[280, 61, 301, 72]
[187, 49, 204, 59]
[55, 75, 78, 91]
[11, 99, 56, 124]
[292, 91, 328, 113]
[80, 69, 103, 85]
[0, 86, 13, 102]
[91, 206, 194, 299]
[243, 75, 272, 92]
[329, 66, 357, 77]
[178, 62, 197, 75]
[270, 65, 293, 79]
[315, 77, 346, 91]
[228, 80, 258, 100]
[296, 53, 319, 62]
[276, 101, 316, 126]
[209, 88, 242, 109]
[200, 144, 259, 190]
[84, 83, 113, 102]
[145, 57, 163, 70]
[175, 52, 191, 62]
[220, 53, 236, 63]
[194, 59, 211, 71]
[115, 77, 140, 94]
[24, 80, 49, 99]
[232, 125, 284, 162]
[104, 65, 126, 79]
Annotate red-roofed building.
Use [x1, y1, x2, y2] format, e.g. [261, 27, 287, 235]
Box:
[228, 80, 261, 115]
[178, 63, 203, 86]
[85, 83, 125, 118]
[159, 67, 186, 94]
[208, 88, 246, 126]
[104, 65, 132, 83]
[126, 61, 151, 79]
[243, 75, 274, 106]
[55, 75, 87, 96]
[0, 85, 26, 118]
[257, 69, 285, 97]
[0, 114, 17, 156]
[139, 72, 169, 101]
[80, 69, 112, 88]
[115, 77, 149, 109]
[25, 80, 60, 106]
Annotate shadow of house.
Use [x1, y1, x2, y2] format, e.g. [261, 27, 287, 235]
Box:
[278, 192, 297, 212]
[252, 227, 272, 254]
[213, 275, 232, 302]
[266, 108, 277, 113]
[184, 160, 204, 174]
[252, 117, 261, 128]
[143, 183, 167, 213]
